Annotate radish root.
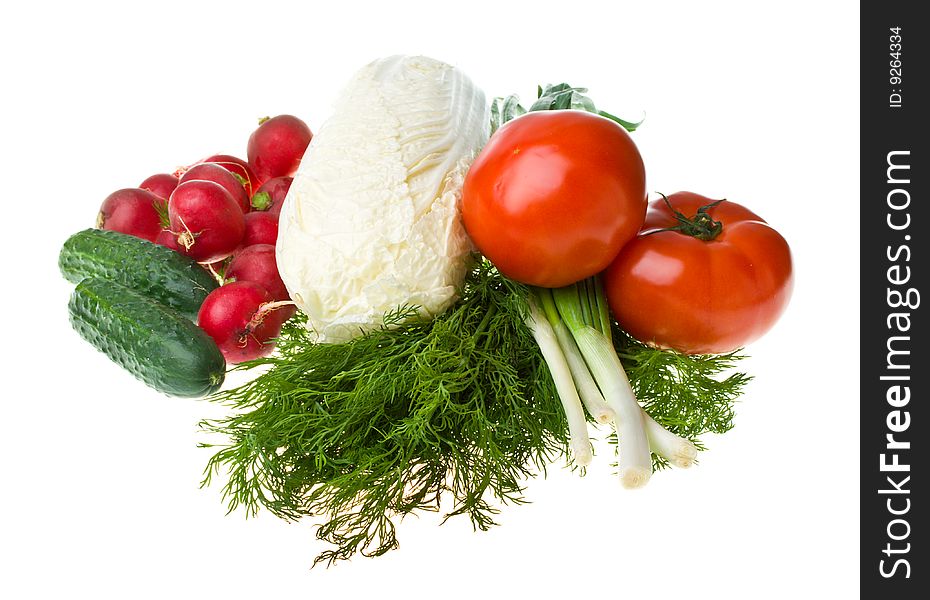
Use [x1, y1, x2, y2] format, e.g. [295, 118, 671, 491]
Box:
[175, 214, 199, 251]
[238, 300, 298, 348]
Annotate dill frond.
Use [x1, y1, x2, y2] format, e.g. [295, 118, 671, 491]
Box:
[200, 262, 570, 566]
[613, 329, 752, 471]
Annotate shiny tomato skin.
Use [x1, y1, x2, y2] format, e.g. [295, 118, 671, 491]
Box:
[462, 110, 647, 288]
[604, 192, 793, 354]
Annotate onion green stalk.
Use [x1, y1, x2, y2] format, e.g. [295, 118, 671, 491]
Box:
[536, 279, 696, 488]
[568, 323, 652, 488]
[535, 290, 613, 424]
[537, 287, 698, 471]
[525, 298, 593, 466]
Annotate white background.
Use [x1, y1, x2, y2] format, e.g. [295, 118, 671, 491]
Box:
[1, 1, 859, 598]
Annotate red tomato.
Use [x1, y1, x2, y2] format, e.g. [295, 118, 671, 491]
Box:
[462, 110, 647, 288]
[604, 192, 793, 354]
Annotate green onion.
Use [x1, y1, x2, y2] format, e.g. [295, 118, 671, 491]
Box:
[536, 289, 613, 424]
[524, 298, 592, 466]
[538, 277, 699, 488]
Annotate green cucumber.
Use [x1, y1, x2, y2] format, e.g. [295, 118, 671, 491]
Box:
[69, 278, 225, 398]
[59, 228, 218, 320]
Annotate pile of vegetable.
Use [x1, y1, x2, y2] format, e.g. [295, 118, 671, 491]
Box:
[59, 55, 793, 566]
[61, 113, 314, 386]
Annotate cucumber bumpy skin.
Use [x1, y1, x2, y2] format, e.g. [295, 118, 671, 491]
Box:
[59, 228, 218, 320]
[69, 278, 226, 398]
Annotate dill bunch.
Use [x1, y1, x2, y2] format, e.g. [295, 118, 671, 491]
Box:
[201, 261, 570, 565]
[201, 261, 750, 564]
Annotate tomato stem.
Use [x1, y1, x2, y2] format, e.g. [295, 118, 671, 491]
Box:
[648, 193, 726, 241]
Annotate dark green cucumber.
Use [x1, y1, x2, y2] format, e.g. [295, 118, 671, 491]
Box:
[59, 228, 218, 320]
[69, 278, 225, 398]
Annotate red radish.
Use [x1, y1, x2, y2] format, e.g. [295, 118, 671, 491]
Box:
[179, 163, 250, 213]
[250, 176, 292, 215]
[247, 115, 312, 181]
[242, 212, 279, 246]
[167, 180, 245, 263]
[200, 154, 260, 197]
[139, 173, 179, 200]
[197, 281, 290, 363]
[226, 244, 289, 299]
[97, 188, 165, 242]
[226, 243, 296, 321]
[225, 244, 297, 323]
